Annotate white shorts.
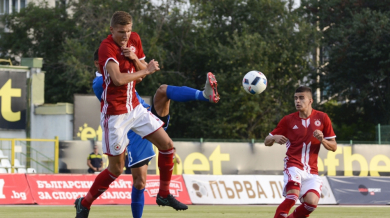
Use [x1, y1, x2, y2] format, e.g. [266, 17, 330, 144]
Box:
[283, 167, 322, 202]
[101, 104, 164, 156]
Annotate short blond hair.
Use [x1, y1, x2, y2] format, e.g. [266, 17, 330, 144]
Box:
[110, 11, 132, 27]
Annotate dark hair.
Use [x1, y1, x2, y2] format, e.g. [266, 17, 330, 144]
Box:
[173, 147, 176, 150]
[295, 86, 312, 95]
[110, 11, 132, 27]
[93, 48, 99, 61]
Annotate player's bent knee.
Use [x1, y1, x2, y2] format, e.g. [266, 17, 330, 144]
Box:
[156, 84, 168, 97]
[303, 189, 320, 205]
[134, 179, 146, 190]
[157, 137, 173, 150]
[166, 139, 174, 150]
[285, 181, 301, 194]
[108, 164, 124, 176]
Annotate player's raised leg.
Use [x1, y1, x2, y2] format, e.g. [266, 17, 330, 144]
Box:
[153, 72, 219, 106]
[144, 128, 188, 211]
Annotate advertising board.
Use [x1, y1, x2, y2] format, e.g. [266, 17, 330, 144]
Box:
[183, 175, 336, 204]
[0, 174, 34, 204]
[327, 177, 390, 204]
[26, 174, 191, 205]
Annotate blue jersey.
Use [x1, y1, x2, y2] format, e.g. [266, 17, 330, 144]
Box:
[92, 74, 156, 167]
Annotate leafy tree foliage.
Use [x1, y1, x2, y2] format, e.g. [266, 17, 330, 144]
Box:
[302, 0, 390, 140]
[0, 2, 79, 102]
[1, 0, 315, 139]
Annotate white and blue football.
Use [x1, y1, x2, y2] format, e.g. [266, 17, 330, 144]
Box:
[242, 70, 267, 95]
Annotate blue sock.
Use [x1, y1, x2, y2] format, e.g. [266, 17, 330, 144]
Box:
[131, 186, 145, 218]
[166, 85, 209, 102]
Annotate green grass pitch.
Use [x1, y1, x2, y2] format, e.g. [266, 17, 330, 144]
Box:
[0, 205, 388, 218]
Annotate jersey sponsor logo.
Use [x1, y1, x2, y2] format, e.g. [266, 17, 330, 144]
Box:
[315, 119, 321, 126]
[301, 118, 310, 128]
[293, 125, 298, 129]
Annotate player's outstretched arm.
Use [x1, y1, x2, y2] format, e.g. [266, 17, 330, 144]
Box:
[322, 138, 337, 151]
[106, 60, 160, 86]
[265, 135, 288, 146]
[313, 130, 337, 152]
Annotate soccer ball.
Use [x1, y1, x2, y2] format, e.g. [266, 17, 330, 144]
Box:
[242, 70, 267, 95]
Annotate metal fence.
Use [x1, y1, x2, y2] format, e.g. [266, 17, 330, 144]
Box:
[376, 124, 390, 144]
[0, 137, 59, 173]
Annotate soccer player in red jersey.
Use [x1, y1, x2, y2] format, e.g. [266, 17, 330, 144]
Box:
[75, 11, 187, 218]
[265, 86, 337, 218]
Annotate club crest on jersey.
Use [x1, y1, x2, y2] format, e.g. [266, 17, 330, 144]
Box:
[130, 45, 136, 53]
[315, 119, 321, 126]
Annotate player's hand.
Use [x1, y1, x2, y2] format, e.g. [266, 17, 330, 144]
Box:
[146, 59, 160, 74]
[313, 130, 324, 142]
[273, 135, 288, 144]
[122, 47, 137, 60]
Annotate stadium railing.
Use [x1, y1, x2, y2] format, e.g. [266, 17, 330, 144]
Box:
[0, 137, 59, 173]
[172, 138, 390, 144]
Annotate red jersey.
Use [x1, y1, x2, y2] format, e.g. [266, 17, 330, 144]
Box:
[270, 109, 336, 175]
[99, 32, 146, 115]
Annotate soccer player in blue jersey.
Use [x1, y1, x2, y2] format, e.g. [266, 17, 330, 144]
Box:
[92, 49, 218, 218]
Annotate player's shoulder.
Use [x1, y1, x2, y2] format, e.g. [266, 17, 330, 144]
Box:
[283, 111, 299, 120]
[131, 32, 141, 39]
[100, 35, 116, 48]
[312, 109, 329, 118]
[130, 32, 142, 42]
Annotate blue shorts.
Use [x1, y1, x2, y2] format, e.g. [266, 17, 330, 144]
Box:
[126, 115, 170, 167]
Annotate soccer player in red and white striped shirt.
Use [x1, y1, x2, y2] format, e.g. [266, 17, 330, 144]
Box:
[75, 11, 187, 218]
[265, 86, 337, 218]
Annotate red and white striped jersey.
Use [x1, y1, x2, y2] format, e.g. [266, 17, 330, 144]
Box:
[270, 110, 336, 174]
[98, 32, 145, 115]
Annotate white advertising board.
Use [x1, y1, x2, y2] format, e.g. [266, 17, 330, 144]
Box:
[183, 175, 336, 204]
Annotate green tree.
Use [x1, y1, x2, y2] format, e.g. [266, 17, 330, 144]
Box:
[302, 0, 390, 140]
[1, 0, 316, 139]
[0, 2, 78, 102]
[146, 0, 316, 139]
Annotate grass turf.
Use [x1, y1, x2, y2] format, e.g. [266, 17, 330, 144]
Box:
[0, 205, 388, 218]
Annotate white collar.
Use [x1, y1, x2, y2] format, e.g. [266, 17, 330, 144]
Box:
[95, 72, 102, 77]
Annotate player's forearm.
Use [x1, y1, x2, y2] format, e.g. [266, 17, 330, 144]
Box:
[264, 135, 275, 146]
[133, 58, 147, 71]
[111, 70, 149, 86]
[107, 61, 149, 86]
[322, 139, 337, 152]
